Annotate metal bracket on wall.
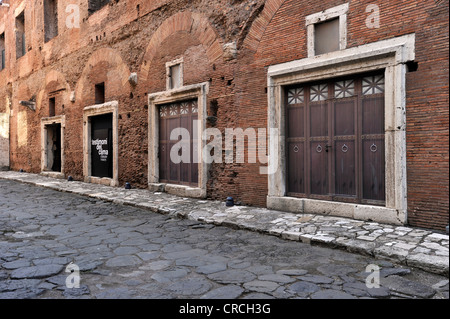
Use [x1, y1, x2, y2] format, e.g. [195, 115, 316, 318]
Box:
[19, 100, 36, 111]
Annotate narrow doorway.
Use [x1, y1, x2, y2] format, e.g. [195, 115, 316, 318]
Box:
[90, 113, 113, 178]
[45, 123, 62, 172]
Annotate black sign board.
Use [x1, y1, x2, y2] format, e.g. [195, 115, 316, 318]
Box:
[91, 113, 113, 178]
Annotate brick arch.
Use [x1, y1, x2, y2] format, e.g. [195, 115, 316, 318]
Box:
[242, 0, 285, 52]
[75, 47, 131, 104]
[140, 11, 224, 83]
[44, 70, 70, 90]
[36, 70, 71, 114]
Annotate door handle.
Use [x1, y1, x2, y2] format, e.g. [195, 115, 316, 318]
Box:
[325, 144, 332, 152]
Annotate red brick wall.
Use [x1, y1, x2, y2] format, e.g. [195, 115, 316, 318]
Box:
[403, 1, 449, 230]
[237, 0, 449, 230]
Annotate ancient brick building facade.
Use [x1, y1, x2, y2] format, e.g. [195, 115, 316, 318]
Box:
[0, 0, 448, 231]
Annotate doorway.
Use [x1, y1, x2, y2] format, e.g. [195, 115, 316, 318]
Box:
[286, 73, 386, 205]
[90, 113, 113, 179]
[159, 99, 199, 187]
[45, 123, 62, 172]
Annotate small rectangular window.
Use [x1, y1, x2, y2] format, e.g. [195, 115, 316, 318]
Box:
[0, 33, 5, 71]
[49, 97, 56, 117]
[314, 18, 340, 56]
[169, 64, 182, 89]
[95, 82, 105, 104]
[44, 0, 58, 43]
[166, 59, 184, 90]
[16, 11, 26, 59]
[306, 3, 348, 57]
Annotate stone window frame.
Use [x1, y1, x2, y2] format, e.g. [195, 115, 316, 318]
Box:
[306, 3, 349, 57]
[267, 34, 416, 225]
[40, 115, 65, 179]
[148, 82, 209, 199]
[83, 101, 119, 187]
[166, 58, 184, 90]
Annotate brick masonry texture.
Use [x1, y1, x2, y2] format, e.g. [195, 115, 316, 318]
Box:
[0, 0, 448, 231]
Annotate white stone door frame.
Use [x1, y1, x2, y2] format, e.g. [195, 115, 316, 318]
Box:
[83, 101, 119, 187]
[40, 115, 65, 179]
[148, 82, 209, 199]
[267, 34, 415, 225]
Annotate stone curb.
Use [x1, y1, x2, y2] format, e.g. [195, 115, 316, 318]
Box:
[0, 171, 448, 277]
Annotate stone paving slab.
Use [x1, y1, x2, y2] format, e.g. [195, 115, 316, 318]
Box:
[0, 171, 448, 277]
[0, 178, 448, 300]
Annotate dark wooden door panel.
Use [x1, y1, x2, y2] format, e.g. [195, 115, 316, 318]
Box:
[287, 142, 305, 194]
[159, 116, 168, 182]
[334, 99, 356, 197]
[191, 113, 199, 185]
[362, 95, 385, 201]
[159, 143, 168, 181]
[362, 138, 385, 201]
[363, 97, 385, 135]
[310, 103, 328, 137]
[168, 117, 180, 183]
[310, 142, 328, 195]
[288, 106, 304, 138]
[169, 140, 179, 182]
[334, 140, 356, 196]
[335, 100, 355, 136]
[286, 73, 385, 205]
[159, 100, 198, 187]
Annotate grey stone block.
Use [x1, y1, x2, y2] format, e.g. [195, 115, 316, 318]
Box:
[311, 289, 357, 299]
[382, 275, 436, 298]
[105, 255, 142, 268]
[11, 265, 64, 279]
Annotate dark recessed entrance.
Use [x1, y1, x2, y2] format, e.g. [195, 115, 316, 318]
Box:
[91, 113, 113, 178]
[45, 123, 62, 172]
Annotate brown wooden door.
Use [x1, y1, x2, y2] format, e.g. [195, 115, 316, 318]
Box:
[159, 99, 198, 187]
[286, 73, 385, 205]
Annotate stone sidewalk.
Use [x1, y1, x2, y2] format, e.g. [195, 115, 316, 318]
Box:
[0, 171, 448, 277]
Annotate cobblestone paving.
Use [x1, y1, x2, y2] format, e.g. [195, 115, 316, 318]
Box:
[0, 171, 448, 277]
[0, 179, 448, 299]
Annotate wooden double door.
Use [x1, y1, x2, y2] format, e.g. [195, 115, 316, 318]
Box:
[159, 99, 199, 187]
[286, 73, 386, 205]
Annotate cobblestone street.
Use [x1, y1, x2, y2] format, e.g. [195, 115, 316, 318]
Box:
[0, 179, 448, 300]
